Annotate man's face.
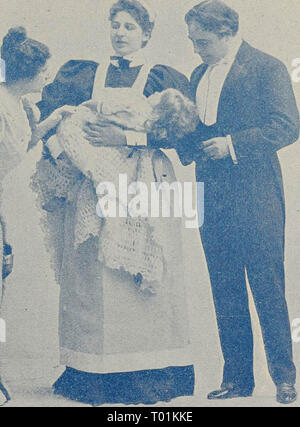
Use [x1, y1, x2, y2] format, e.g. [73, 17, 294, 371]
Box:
[110, 11, 149, 57]
[187, 19, 230, 65]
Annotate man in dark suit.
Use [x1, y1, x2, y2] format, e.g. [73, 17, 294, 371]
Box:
[178, 0, 299, 404]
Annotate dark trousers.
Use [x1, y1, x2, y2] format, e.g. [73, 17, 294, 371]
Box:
[200, 175, 296, 390]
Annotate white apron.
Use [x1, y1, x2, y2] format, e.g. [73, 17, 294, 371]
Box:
[59, 60, 193, 373]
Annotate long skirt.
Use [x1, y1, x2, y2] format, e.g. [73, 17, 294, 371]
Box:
[53, 192, 195, 405]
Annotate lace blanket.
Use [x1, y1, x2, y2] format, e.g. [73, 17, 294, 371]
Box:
[33, 89, 194, 292]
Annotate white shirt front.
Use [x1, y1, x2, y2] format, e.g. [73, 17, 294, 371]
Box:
[196, 36, 242, 163]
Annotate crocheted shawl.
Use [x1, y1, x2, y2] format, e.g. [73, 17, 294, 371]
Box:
[32, 91, 182, 294]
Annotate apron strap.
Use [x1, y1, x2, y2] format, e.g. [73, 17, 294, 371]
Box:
[92, 58, 153, 99]
[92, 59, 111, 100]
[131, 63, 152, 94]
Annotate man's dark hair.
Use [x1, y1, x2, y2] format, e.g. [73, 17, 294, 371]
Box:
[185, 0, 239, 39]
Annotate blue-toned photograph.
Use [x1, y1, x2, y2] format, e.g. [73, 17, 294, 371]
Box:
[0, 0, 300, 408]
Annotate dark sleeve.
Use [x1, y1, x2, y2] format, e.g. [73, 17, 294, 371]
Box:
[37, 60, 98, 140]
[176, 122, 221, 166]
[231, 58, 300, 159]
[174, 133, 196, 166]
[145, 65, 191, 149]
[144, 64, 191, 99]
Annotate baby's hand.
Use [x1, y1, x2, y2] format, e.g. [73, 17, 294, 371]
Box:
[54, 105, 78, 121]
[81, 101, 99, 112]
[45, 106, 77, 130]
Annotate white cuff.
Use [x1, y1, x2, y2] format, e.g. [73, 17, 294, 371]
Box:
[125, 130, 147, 147]
[226, 135, 238, 165]
[46, 135, 64, 159]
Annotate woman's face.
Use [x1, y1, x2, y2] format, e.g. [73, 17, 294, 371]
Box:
[27, 63, 51, 93]
[111, 11, 149, 57]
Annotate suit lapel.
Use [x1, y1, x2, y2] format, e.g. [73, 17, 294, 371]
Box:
[217, 41, 253, 120]
[190, 63, 209, 102]
[190, 42, 252, 109]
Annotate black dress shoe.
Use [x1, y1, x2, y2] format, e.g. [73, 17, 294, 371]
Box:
[207, 385, 253, 400]
[276, 384, 297, 405]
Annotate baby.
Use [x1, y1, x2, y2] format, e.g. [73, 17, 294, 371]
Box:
[31, 89, 198, 292]
[30, 88, 198, 156]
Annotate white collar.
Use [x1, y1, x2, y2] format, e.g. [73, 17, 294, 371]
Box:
[125, 51, 146, 67]
[110, 50, 146, 68]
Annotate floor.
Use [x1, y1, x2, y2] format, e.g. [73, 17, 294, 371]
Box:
[0, 146, 300, 409]
[1, 361, 299, 408]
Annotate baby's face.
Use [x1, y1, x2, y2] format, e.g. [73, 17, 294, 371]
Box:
[148, 92, 163, 109]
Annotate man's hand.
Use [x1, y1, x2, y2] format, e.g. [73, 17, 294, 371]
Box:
[83, 122, 127, 146]
[201, 137, 230, 160]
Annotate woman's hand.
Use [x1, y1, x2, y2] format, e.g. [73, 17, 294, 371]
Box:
[22, 97, 41, 130]
[27, 105, 77, 151]
[83, 122, 127, 146]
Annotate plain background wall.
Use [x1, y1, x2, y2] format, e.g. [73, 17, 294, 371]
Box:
[0, 0, 300, 403]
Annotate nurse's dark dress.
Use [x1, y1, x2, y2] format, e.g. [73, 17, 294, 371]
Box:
[36, 59, 195, 406]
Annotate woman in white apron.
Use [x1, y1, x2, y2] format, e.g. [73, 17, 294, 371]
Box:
[33, 0, 195, 406]
[0, 26, 50, 405]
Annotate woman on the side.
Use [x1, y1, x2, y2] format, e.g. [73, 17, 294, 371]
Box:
[34, 0, 195, 406]
[0, 27, 50, 405]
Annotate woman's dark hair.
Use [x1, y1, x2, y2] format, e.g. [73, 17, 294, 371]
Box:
[185, 0, 239, 39]
[109, 0, 155, 46]
[1, 27, 50, 83]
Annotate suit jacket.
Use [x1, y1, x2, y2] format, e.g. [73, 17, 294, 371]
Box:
[177, 41, 299, 212]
